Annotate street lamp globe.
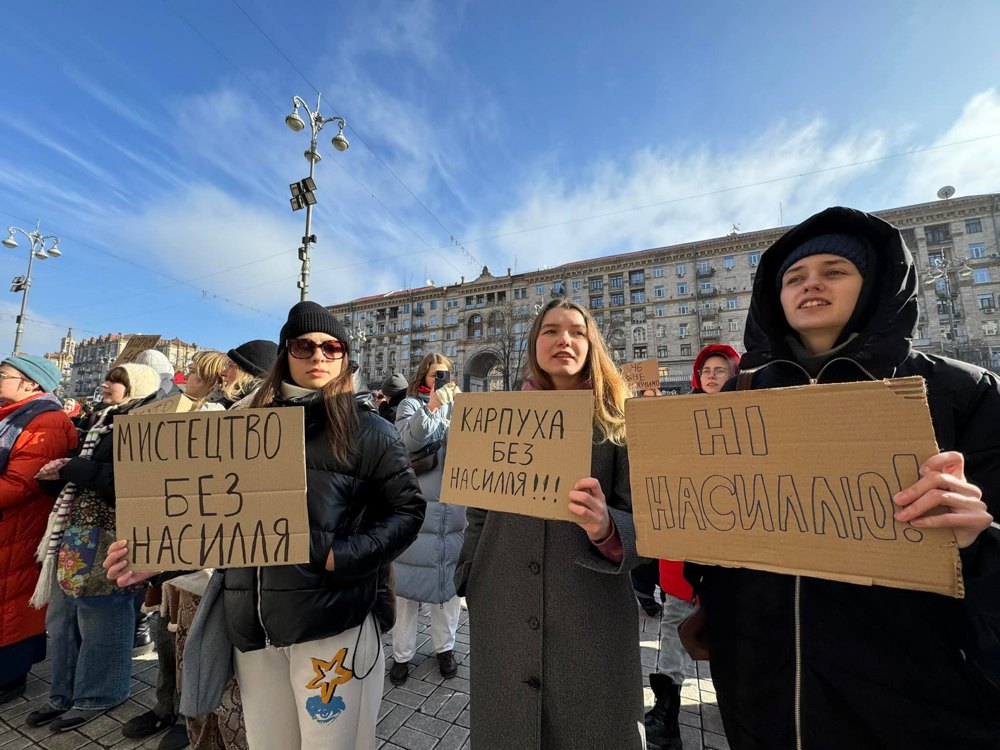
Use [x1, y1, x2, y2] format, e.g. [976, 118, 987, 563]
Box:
[331, 122, 349, 152]
[2, 234, 16, 249]
[47, 241, 61, 257]
[33, 247, 49, 260]
[285, 109, 306, 132]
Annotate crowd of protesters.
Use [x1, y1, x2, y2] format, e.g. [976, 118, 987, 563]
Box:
[0, 206, 997, 750]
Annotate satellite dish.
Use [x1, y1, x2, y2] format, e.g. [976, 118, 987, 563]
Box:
[936, 185, 956, 200]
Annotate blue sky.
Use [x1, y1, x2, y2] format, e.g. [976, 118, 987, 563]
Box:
[2, 0, 999, 356]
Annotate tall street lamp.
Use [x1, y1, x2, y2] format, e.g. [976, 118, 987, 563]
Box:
[284, 93, 349, 302]
[924, 255, 972, 358]
[3, 220, 62, 355]
[348, 327, 368, 384]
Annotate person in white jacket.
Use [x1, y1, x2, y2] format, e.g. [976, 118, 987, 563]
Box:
[389, 353, 466, 686]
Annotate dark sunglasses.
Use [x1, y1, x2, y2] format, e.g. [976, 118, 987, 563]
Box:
[287, 338, 348, 361]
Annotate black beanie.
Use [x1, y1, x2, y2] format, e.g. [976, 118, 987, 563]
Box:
[227, 340, 278, 377]
[776, 233, 872, 290]
[279, 302, 350, 348]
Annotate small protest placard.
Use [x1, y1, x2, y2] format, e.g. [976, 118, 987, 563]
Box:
[111, 335, 162, 368]
[440, 391, 593, 522]
[625, 377, 962, 597]
[114, 407, 309, 572]
[621, 358, 660, 392]
[129, 394, 195, 416]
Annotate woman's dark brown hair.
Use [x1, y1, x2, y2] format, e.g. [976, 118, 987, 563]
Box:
[249, 342, 359, 466]
[105, 366, 132, 397]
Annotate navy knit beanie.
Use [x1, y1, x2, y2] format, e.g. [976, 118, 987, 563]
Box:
[279, 302, 349, 348]
[776, 233, 871, 289]
[227, 340, 278, 377]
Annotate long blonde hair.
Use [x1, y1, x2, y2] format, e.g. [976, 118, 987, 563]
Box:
[407, 353, 453, 396]
[223, 363, 262, 403]
[525, 298, 628, 445]
[186, 350, 227, 408]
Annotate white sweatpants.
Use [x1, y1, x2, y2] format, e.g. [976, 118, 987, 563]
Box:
[391, 595, 462, 663]
[234, 616, 384, 750]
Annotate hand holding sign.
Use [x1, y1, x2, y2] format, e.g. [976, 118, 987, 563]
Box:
[568, 477, 612, 542]
[104, 540, 158, 588]
[893, 451, 992, 548]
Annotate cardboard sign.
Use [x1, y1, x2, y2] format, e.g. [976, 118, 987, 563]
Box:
[111, 335, 162, 368]
[626, 377, 962, 598]
[441, 391, 593, 522]
[129, 394, 196, 416]
[114, 407, 309, 572]
[621, 358, 660, 392]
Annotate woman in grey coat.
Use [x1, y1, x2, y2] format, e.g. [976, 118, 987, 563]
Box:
[390, 354, 466, 686]
[455, 299, 645, 750]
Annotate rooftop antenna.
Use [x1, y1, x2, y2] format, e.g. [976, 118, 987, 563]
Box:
[936, 185, 956, 200]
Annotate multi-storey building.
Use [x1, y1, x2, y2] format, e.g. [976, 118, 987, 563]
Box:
[327, 193, 1000, 393]
[69, 333, 201, 399]
[44, 328, 76, 395]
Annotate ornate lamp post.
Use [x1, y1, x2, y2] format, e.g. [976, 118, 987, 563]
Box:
[924, 255, 973, 358]
[3, 220, 61, 355]
[284, 94, 349, 301]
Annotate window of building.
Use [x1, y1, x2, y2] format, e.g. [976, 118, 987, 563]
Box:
[514, 288, 527, 299]
[403, 320, 411, 330]
[632, 309, 646, 324]
[430, 300, 437, 310]
[590, 296, 604, 309]
[572, 296, 582, 305]
[680, 343, 692, 356]
[402, 334, 410, 344]
[403, 303, 410, 313]
[590, 278, 604, 292]
[653, 266, 665, 278]
[634, 346, 647, 359]
[977, 293, 995, 311]
[969, 243, 986, 259]
[631, 291, 646, 304]
[973, 269, 991, 284]
[749, 251, 761, 266]
[609, 275, 624, 289]
[726, 297, 738, 310]
[429, 332, 437, 341]
[468, 314, 483, 339]
[723, 255, 735, 269]
[678, 303, 689, 314]
[610, 293, 625, 306]
[966, 218, 983, 234]
[612, 348, 626, 362]
[679, 323, 689, 338]
[924, 223, 951, 245]
[900, 228, 917, 249]
[696, 260, 711, 274]
[630, 270, 645, 286]
[571, 280, 582, 291]
[536, 285, 544, 295]
[729, 319, 740, 332]
[677, 282, 688, 295]
[654, 304, 666, 317]
[676, 264, 686, 277]
[655, 324, 666, 339]
[699, 281, 713, 293]
[654, 285, 665, 298]
[633, 327, 646, 343]
[657, 345, 668, 358]
[445, 345, 457, 357]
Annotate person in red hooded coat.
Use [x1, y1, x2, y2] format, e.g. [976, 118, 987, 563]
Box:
[0, 355, 77, 704]
[645, 344, 740, 750]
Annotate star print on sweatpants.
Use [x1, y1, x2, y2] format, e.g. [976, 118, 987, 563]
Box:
[305, 647, 354, 703]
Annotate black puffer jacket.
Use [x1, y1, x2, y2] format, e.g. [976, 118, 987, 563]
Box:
[222, 391, 425, 651]
[690, 207, 1000, 749]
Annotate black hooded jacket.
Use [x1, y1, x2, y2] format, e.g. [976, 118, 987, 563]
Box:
[221, 390, 425, 651]
[689, 207, 1000, 749]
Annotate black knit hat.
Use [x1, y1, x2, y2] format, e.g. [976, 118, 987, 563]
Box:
[227, 339, 278, 377]
[279, 301, 349, 348]
[776, 233, 872, 290]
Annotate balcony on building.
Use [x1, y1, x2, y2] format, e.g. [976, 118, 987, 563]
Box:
[696, 265, 716, 278]
[697, 286, 719, 298]
[698, 306, 718, 320]
[701, 326, 722, 340]
[413, 306, 425, 316]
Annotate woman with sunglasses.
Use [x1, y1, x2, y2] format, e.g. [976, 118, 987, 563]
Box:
[388, 353, 466, 687]
[105, 302, 424, 749]
[456, 298, 644, 749]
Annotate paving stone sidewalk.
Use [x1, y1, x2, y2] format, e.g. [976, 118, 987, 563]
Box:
[0, 603, 728, 749]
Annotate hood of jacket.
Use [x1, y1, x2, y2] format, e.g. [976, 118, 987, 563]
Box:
[742, 206, 918, 377]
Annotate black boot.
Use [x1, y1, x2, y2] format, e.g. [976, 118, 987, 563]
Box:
[133, 612, 155, 657]
[645, 672, 683, 750]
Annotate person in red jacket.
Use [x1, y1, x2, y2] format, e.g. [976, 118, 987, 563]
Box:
[0, 355, 77, 704]
[645, 345, 740, 750]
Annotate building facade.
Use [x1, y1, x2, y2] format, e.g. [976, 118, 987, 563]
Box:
[326, 193, 1000, 393]
[69, 334, 201, 399]
[44, 328, 76, 395]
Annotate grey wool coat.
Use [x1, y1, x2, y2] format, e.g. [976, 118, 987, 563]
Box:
[454, 434, 645, 750]
[393, 394, 466, 603]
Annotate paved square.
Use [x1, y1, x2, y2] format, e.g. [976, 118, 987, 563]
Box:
[0, 603, 727, 749]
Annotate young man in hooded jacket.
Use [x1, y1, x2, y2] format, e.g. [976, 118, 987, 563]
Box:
[687, 206, 1000, 749]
